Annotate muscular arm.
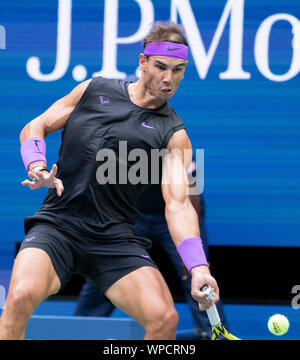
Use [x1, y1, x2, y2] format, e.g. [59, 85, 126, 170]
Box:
[20, 78, 92, 144]
[161, 129, 219, 309]
[161, 129, 199, 245]
[20, 79, 92, 193]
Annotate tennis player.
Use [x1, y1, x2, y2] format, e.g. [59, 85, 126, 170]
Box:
[0, 21, 219, 340]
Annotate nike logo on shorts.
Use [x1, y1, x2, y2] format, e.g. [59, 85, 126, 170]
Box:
[25, 236, 36, 242]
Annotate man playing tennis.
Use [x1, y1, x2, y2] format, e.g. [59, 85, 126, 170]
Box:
[0, 21, 219, 340]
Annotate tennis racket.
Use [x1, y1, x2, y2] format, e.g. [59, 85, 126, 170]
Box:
[200, 284, 241, 340]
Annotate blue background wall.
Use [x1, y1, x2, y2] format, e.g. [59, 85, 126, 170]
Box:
[0, 0, 299, 270]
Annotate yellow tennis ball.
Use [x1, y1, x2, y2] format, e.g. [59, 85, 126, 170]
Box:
[268, 314, 289, 336]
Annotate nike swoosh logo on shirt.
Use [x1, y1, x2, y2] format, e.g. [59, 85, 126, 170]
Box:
[141, 121, 156, 130]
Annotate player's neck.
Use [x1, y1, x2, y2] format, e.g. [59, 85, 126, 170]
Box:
[128, 80, 165, 109]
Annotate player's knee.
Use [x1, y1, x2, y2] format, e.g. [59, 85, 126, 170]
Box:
[7, 287, 37, 318]
[147, 306, 179, 338]
[164, 307, 179, 331]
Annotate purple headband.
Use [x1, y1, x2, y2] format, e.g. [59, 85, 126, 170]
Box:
[144, 42, 188, 60]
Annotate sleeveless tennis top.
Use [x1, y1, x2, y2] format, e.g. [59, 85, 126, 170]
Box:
[24, 76, 185, 243]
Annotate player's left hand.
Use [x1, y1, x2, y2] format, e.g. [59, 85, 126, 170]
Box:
[190, 266, 219, 310]
[21, 164, 64, 197]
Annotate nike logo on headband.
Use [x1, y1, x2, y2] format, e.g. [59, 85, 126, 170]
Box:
[167, 47, 180, 51]
[144, 42, 188, 60]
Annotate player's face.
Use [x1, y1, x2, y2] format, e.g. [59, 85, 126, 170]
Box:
[141, 55, 187, 101]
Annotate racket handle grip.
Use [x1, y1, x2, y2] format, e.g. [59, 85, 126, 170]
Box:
[200, 284, 221, 327]
[200, 284, 215, 302]
[206, 304, 221, 327]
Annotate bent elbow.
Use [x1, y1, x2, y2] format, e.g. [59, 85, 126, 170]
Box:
[19, 118, 46, 144]
[19, 124, 29, 144]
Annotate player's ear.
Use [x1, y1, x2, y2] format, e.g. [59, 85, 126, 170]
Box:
[139, 53, 148, 71]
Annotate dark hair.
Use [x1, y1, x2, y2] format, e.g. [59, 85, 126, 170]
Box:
[142, 20, 188, 48]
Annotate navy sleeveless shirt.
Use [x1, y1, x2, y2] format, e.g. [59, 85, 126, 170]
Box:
[24, 77, 185, 244]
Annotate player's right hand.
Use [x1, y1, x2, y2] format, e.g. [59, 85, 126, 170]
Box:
[190, 266, 219, 310]
[21, 164, 64, 197]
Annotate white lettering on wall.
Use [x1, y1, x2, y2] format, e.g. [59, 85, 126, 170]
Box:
[93, 0, 154, 79]
[26, 0, 72, 81]
[25, 0, 300, 82]
[171, 0, 251, 79]
[255, 14, 300, 82]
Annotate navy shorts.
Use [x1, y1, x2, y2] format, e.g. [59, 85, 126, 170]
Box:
[19, 222, 157, 294]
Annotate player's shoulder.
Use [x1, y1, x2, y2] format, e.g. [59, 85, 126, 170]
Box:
[91, 76, 126, 89]
[87, 76, 129, 99]
[167, 128, 191, 151]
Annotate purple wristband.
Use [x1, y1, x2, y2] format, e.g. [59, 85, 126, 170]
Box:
[21, 137, 47, 171]
[177, 237, 208, 272]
